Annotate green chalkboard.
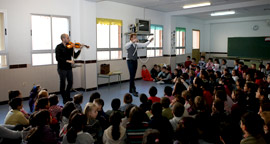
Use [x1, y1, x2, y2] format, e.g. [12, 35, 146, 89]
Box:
[228, 37, 270, 59]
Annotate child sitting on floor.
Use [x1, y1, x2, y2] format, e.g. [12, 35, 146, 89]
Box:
[103, 111, 126, 144]
[198, 56, 206, 70]
[150, 64, 159, 79]
[172, 69, 179, 83]
[164, 86, 174, 102]
[84, 102, 103, 143]
[63, 112, 94, 144]
[48, 94, 62, 121]
[190, 58, 197, 70]
[120, 93, 136, 112]
[220, 59, 227, 73]
[206, 58, 214, 70]
[29, 85, 41, 113]
[148, 86, 161, 103]
[157, 67, 171, 84]
[161, 97, 173, 120]
[8, 90, 29, 119]
[94, 98, 109, 131]
[156, 66, 166, 82]
[73, 93, 83, 112]
[106, 98, 123, 117]
[139, 93, 152, 113]
[185, 56, 192, 68]
[4, 98, 29, 126]
[213, 59, 220, 72]
[142, 65, 154, 81]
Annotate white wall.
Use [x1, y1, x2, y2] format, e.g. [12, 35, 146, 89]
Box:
[96, 1, 167, 58]
[205, 15, 270, 53]
[0, 0, 171, 101]
[0, 0, 84, 65]
[0, 0, 97, 101]
[95, 1, 169, 85]
[171, 16, 206, 54]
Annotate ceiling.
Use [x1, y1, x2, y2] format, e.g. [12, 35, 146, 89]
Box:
[93, 0, 256, 12]
[186, 4, 270, 20]
[90, 0, 270, 20]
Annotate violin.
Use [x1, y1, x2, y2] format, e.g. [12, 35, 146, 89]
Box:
[66, 42, 90, 49]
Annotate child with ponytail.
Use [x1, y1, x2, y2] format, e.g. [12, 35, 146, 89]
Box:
[83, 102, 102, 143]
[103, 111, 126, 144]
[62, 113, 94, 144]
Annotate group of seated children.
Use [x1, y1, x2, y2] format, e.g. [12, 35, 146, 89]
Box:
[1, 55, 270, 144]
[142, 64, 184, 84]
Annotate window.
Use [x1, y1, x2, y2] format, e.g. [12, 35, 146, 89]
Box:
[192, 29, 200, 49]
[97, 18, 122, 61]
[0, 12, 7, 68]
[175, 27, 186, 55]
[147, 25, 163, 57]
[31, 15, 70, 66]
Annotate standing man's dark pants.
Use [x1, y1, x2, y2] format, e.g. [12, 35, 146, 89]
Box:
[57, 69, 73, 103]
[127, 60, 138, 93]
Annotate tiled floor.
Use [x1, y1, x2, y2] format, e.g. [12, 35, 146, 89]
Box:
[0, 80, 172, 124]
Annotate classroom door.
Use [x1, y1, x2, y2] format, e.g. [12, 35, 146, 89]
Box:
[192, 29, 200, 63]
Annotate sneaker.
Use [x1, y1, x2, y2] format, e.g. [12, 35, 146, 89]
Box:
[132, 91, 138, 97]
[156, 81, 165, 84]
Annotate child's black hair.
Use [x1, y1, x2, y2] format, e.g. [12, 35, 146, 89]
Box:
[94, 98, 104, 107]
[89, 92, 100, 103]
[109, 111, 122, 141]
[8, 90, 21, 101]
[213, 99, 224, 113]
[9, 97, 22, 110]
[241, 112, 264, 137]
[111, 98, 121, 111]
[124, 93, 133, 104]
[151, 102, 162, 116]
[49, 94, 59, 106]
[161, 97, 170, 108]
[172, 102, 184, 117]
[66, 113, 87, 143]
[164, 86, 173, 96]
[215, 90, 227, 102]
[74, 94, 83, 104]
[149, 86, 158, 97]
[222, 59, 227, 64]
[62, 101, 76, 119]
[214, 59, 220, 64]
[35, 97, 49, 110]
[140, 93, 148, 104]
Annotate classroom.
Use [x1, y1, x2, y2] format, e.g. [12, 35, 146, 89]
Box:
[0, 0, 270, 143]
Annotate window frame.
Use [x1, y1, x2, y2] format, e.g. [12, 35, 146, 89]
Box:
[147, 24, 163, 58]
[175, 27, 186, 56]
[0, 10, 8, 69]
[192, 29, 200, 50]
[31, 14, 71, 66]
[96, 18, 122, 61]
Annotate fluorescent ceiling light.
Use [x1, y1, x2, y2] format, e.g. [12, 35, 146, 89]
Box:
[211, 10, 235, 16]
[183, 2, 211, 9]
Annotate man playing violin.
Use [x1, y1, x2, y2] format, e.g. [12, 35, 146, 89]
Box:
[55, 33, 81, 104]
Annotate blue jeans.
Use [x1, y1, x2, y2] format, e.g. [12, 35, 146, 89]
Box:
[127, 60, 138, 92]
[57, 69, 73, 102]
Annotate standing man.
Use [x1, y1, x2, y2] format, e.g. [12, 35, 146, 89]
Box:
[125, 33, 153, 96]
[55, 34, 81, 103]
